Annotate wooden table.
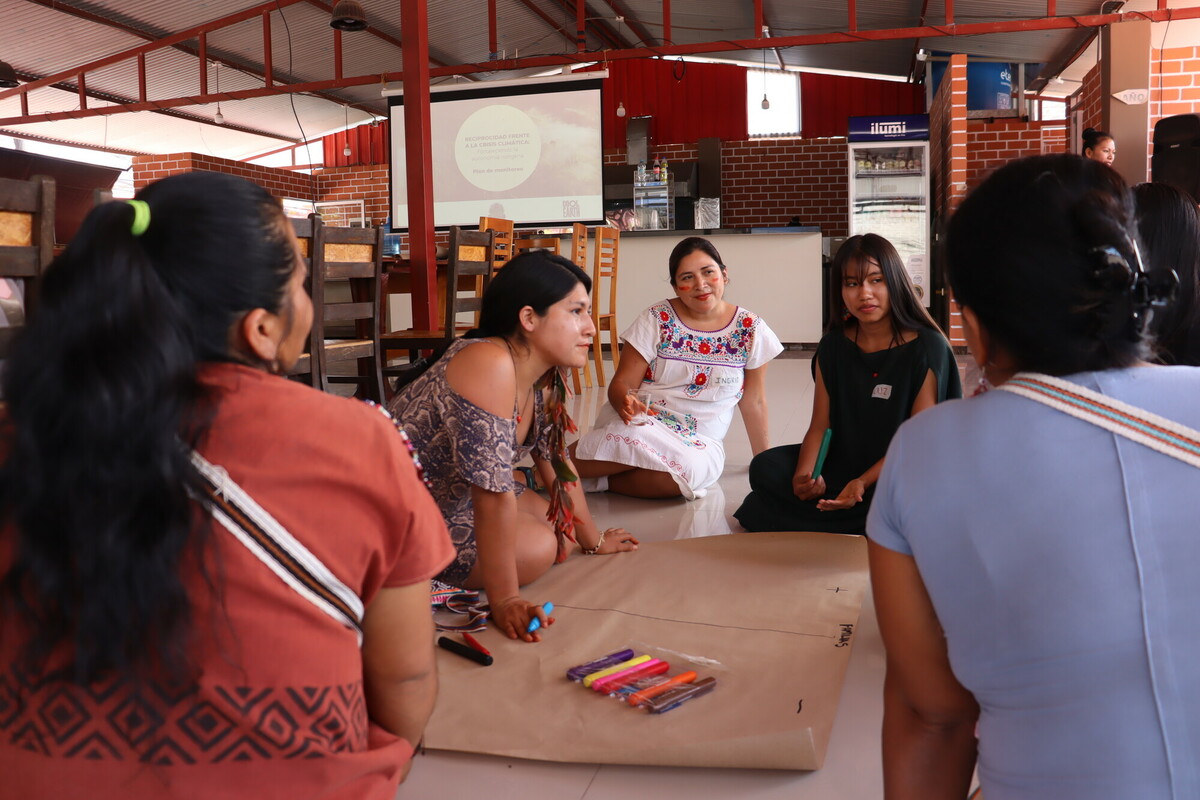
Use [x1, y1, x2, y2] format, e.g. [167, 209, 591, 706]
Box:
[382, 256, 477, 331]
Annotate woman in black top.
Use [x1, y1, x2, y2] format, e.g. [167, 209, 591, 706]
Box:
[735, 234, 961, 534]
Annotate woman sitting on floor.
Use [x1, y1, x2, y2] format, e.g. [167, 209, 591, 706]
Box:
[868, 153, 1198, 799]
[388, 251, 638, 642]
[734, 233, 960, 534]
[0, 172, 454, 797]
[571, 236, 783, 499]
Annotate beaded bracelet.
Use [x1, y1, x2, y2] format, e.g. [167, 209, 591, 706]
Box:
[581, 529, 606, 555]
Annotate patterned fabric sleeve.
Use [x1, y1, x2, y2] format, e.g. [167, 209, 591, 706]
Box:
[744, 313, 785, 370]
[619, 302, 667, 363]
[442, 389, 516, 493]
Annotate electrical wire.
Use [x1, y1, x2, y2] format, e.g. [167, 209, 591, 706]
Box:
[274, 0, 318, 203]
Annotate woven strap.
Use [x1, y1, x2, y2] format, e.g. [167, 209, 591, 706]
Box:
[998, 372, 1200, 470]
[190, 450, 365, 645]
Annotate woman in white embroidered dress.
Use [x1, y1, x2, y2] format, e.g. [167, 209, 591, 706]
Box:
[572, 237, 783, 499]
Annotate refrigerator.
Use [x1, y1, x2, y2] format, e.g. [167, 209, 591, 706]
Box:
[847, 115, 931, 305]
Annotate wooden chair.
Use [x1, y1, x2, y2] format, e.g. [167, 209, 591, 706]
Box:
[283, 214, 323, 390]
[568, 223, 591, 391]
[479, 216, 515, 272]
[380, 226, 495, 390]
[589, 226, 621, 386]
[0, 175, 55, 368]
[569, 223, 588, 273]
[316, 224, 386, 403]
[513, 234, 562, 256]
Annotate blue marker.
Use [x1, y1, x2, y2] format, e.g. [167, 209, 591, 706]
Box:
[527, 602, 554, 633]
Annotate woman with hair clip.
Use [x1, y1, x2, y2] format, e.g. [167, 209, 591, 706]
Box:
[734, 233, 960, 534]
[388, 251, 638, 642]
[0, 172, 455, 798]
[1134, 181, 1200, 365]
[867, 154, 1198, 799]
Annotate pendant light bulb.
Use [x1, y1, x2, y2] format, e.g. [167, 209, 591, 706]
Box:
[343, 144, 352, 157]
[214, 105, 225, 125]
[616, 101, 626, 118]
[761, 94, 770, 110]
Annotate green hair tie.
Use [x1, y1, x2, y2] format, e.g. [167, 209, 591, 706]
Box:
[126, 199, 151, 236]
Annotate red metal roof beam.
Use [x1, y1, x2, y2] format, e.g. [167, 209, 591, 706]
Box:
[262, 9, 273, 87]
[600, 0, 658, 47]
[3, 5, 1197, 126]
[0, 0, 309, 101]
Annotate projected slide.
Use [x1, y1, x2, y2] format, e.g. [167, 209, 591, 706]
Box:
[390, 79, 604, 230]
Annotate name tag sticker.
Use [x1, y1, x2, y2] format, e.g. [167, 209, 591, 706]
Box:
[871, 384, 892, 400]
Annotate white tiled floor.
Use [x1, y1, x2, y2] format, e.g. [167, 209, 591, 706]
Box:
[399, 354, 892, 800]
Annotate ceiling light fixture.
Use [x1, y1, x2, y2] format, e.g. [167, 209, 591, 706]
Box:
[213, 61, 225, 125]
[760, 27, 770, 111]
[330, 0, 368, 32]
[343, 104, 352, 157]
[616, 101, 626, 118]
[0, 59, 20, 89]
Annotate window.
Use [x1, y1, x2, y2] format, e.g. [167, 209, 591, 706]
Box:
[747, 69, 801, 137]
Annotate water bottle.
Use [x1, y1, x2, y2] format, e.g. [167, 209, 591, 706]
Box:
[637, 160, 646, 186]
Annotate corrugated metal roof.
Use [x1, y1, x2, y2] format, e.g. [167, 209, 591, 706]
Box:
[0, 0, 1177, 159]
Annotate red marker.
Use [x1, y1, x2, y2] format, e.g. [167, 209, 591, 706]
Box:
[462, 632, 490, 656]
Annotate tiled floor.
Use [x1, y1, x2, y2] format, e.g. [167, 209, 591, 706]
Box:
[400, 354, 893, 800]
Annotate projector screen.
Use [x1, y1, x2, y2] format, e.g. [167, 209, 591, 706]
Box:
[388, 77, 605, 230]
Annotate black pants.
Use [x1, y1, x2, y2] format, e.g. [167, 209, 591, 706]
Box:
[733, 443, 869, 534]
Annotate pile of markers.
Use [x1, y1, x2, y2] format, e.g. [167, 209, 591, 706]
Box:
[566, 648, 717, 714]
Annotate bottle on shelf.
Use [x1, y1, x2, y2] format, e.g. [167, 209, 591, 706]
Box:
[660, 156, 669, 181]
[652, 157, 661, 183]
[636, 160, 646, 186]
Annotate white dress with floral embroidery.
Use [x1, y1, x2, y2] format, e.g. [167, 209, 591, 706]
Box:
[575, 300, 783, 499]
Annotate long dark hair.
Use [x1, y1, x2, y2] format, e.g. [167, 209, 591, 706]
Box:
[947, 154, 1150, 375]
[391, 250, 591, 393]
[827, 233, 943, 341]
[0, 171, 296, 685]
[1134, 181, 1200, 365]
[469, 250, 591, 339]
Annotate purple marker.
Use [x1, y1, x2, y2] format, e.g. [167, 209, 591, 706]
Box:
[566, 648, 636, 682]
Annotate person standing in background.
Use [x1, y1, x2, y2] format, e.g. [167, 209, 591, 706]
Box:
[1082, 127, 1116, 167]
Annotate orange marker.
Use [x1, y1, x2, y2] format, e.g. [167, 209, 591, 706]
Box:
[626, 670, 698, 706]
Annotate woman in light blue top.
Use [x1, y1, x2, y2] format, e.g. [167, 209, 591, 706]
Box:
[867, 154, 1199, 800]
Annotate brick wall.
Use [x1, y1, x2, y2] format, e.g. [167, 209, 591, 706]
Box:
[131, 153, 313, 198]
[316, 163, 391, 226]
[605, 138, 850, 235]
[966, 119, 1069, 191]
[1078, 62, 1103, 134]
[1150, 46, 1200, 161]
[930, 54, 969, 347]
[720, 138, 849, 233]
